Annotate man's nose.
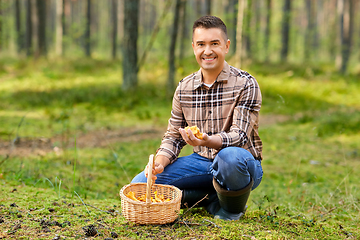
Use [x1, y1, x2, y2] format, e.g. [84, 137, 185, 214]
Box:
[204, 45, 212, 55]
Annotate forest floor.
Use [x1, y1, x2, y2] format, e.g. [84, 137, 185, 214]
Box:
[0, 115, 288, 158]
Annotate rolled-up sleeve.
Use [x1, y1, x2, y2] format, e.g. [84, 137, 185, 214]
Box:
[216, 75, 262, 152]
[156, 85, 187, 163]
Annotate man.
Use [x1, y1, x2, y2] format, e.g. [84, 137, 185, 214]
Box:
[131, 15, 263, 221]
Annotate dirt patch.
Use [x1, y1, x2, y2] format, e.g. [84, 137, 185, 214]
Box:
[0, 127, 164, 158]
[260, 114, 291, 126]
[0, 115, 289, 158]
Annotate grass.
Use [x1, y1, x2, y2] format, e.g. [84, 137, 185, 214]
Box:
[0, 58, 359, 239]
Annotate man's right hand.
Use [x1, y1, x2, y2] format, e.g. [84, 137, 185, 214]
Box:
[144, 155, 170, 181]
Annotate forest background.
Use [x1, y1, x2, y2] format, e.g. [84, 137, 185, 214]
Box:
[0, 0, 359, 239]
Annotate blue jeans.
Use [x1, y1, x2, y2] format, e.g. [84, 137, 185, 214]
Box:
[131, 147, 263, 191]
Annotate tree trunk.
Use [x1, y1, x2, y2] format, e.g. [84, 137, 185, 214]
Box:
[280, 0, 291, 62]
[167, 0, 181, 96]
[335, 0, 344, 70]
[304, 0, 318, 61]
[30, 0, 38, 57]
[254, 0, 261, 60]
[340, 0, 354, 74]
[179, 0, 187, 63]
[304, 0, 312, 61]
[226, 0, 237, 54]
[111, 0, 117, 59]
[264, 0, 272, 62]
[85, 0, 91, 57]
[25, 0, 32, 56]
[0, 0, 2, 51]
[244, 0, 252, 58]
[15, 0, 23, 53]
[313, 0, 320, 57]
[235, 0, 245, 68]
[195, 0, 202, 18]
[62, 0, 69, 56]
[55, 0, 63, 56]
[122, 0, 139, 91]
[36, 0, 46, 57]
[118, 0, 124, 43]
[205, 0, 211, 15]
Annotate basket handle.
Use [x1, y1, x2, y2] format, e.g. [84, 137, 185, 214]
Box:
[146, 154, 154, 204]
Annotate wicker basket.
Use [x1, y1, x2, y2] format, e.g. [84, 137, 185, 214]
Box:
[119, 155, 182, 225]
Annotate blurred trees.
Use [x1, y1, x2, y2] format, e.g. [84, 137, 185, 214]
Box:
[280, 0, 291, 62]
[234, 0, 245, 68]
[0, 0, 359, 78]
[25, 0, 31, 56]
[36, 0, 46, 56]
[84, 0, 91, 57]
[339, 0, 355, 74]
[111, 0, 117, 59]
[167, 0, 181, 96]
[55, 0, 62, 56]
[122, 0, 139, 91]
[15, 0, 23, 53]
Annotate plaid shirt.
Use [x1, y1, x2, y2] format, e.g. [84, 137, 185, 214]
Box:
[156, 61, 262, 163]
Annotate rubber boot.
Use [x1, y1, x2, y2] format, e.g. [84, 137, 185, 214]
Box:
[213, 178, 254, 221]
[181, 189, 220, 215]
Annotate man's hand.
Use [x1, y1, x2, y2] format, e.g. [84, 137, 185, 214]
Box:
[179, 127, 206, 146]
[179, 127, 222, 149]
[144, 155, 170, 181]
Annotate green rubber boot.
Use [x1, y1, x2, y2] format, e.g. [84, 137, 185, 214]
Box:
[181, 189, 220, 215]
[213, 178, 254, 221]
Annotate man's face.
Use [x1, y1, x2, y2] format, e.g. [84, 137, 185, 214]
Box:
[192, 27, 230, 74]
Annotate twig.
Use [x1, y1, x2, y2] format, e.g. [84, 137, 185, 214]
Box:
[138, 0, 173, 70]
[175, 194, 209, 223]
[85, 204, 116, 215]
[327, 207, 337, 213]
[0, 155, 9, 166]
[100, 129, 131, 182]
[72, 137, 77, 199]
[203, 219, 221, 228]
[178, 221, 204, 226]
[15, 113, 28, 140]
[181, 220, 197, 234]
[74, 191, 91, 216]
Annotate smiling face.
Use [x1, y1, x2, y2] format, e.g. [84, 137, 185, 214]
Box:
[192, 27, 230, 79]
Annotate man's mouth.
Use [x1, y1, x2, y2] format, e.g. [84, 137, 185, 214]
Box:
[202, 57, 216, 61]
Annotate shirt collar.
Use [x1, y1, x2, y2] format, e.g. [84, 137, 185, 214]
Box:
[193, 61, 230, 89]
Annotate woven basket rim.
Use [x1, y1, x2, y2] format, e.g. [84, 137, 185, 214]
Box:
[120, 182, 182, 205]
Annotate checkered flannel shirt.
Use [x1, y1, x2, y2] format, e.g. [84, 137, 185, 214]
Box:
[156, 61, 263, 163]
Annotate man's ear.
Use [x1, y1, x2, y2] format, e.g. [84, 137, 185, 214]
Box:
[225, 39, 230, 53]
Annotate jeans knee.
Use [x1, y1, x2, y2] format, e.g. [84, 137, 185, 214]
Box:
[131, 172, 147, 183]
[217, 147, 251, 169]
[211, 147, 260, 190]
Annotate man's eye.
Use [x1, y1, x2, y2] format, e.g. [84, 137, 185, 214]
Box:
[198, 43, 204, 46]
[212, 42, 219, 45]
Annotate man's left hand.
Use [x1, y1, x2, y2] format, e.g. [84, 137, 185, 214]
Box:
[179, 127, 222, 149]
[179, 127, 207, 147]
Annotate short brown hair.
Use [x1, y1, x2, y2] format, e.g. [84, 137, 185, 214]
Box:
[192, 15, 228, 40]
